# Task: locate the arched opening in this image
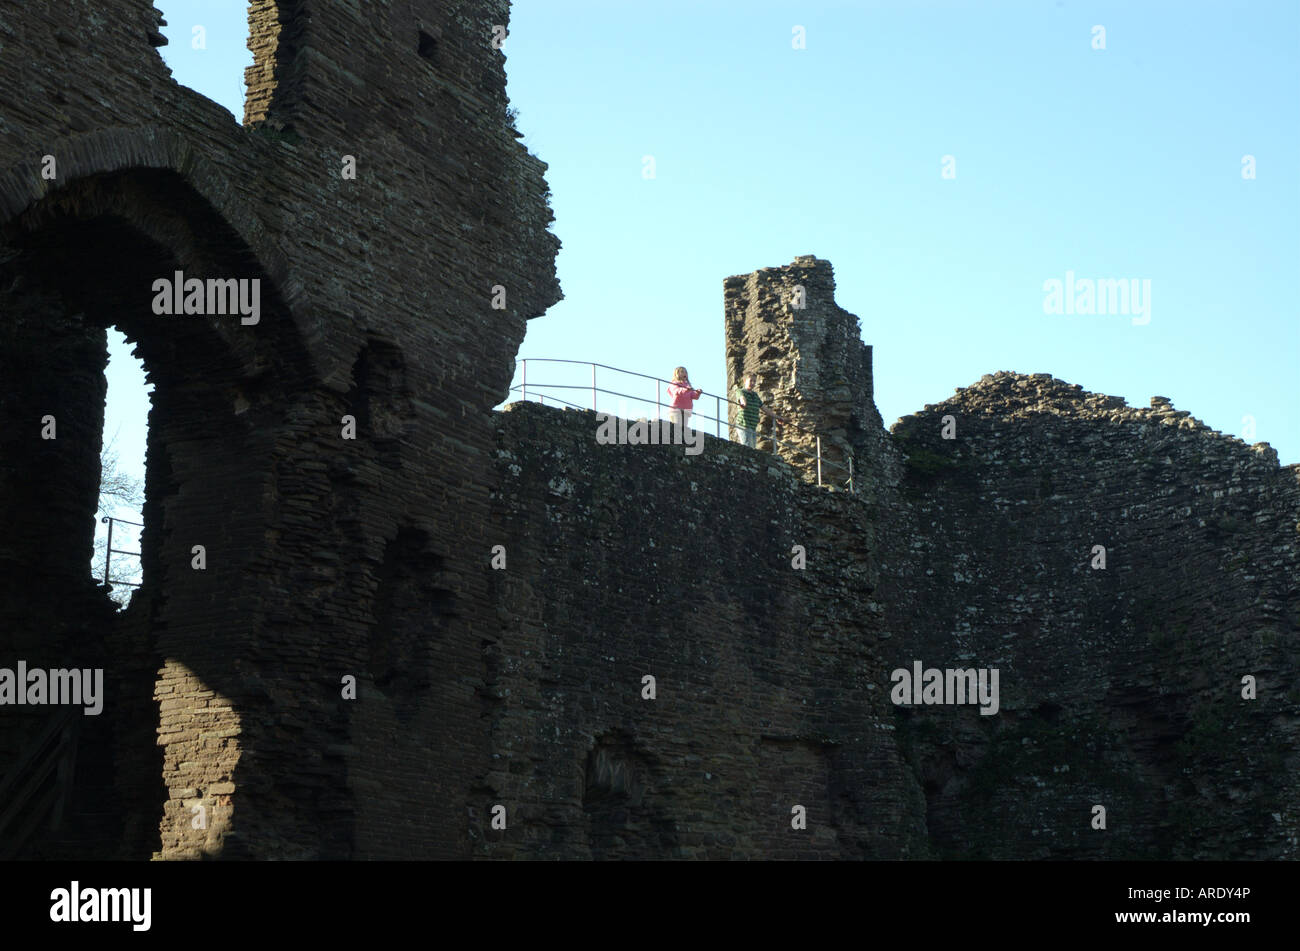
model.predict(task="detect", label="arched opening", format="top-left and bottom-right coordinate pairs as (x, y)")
top-left (0, 164), bottom-right (301, 858)
top-left (93, 330), bottom-right (150, 610)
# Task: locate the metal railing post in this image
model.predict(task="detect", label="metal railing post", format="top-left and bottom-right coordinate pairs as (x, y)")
top-left (102, 516), bottom-right (113, 585)
top-left (508, 363), bottom-right (857, 492)
top-left (95, 514), bottom-right (144, 594)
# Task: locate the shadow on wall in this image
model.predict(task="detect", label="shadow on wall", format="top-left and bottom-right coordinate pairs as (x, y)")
top-left (0, 166), bottom-right (306, 858)
top-left (583, 731), bottom-right (679, 859)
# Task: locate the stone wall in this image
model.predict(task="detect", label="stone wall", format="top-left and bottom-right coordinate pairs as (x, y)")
top-left (477, 370), bottom-right (1298, 859)
top-left (484, 401), bottom-right (928, 858)
top-left (1, 0), bottom-right (560, 859)
top-left (878, 374), bottom-right (1300, 858)
top-left (1, 0), bottom-right (1295, 862)
top-left (720, 254), bottom-right (1299, 859)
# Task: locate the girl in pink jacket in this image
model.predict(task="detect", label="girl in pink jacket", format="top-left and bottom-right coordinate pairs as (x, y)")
top-left (666, 366), bottom-right (703, 433)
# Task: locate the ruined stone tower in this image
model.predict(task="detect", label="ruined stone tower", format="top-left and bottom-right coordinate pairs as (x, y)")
top-left (1, 0), bottom-right (559, 859)
top-left (724, 255), bottom-right (895, 502)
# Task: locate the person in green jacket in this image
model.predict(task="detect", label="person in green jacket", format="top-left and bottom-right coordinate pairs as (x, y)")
top-left (732, 374), bottom-right (783, 449)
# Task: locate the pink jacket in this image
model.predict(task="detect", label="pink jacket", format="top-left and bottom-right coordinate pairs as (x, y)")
top-left (667, 381), bottom-right (701, 409)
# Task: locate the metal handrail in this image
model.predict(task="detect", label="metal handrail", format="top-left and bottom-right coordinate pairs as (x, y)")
top-left (100, 514), bottom-right (143, 589)
top-left (506, 370), bottom-right (857, 494)
top-left (511, 379), bottom-right (856, 492)
top-left (511, 381), bottom-right (802, 453)
top-left (517, 358), bottom-right (831, 441)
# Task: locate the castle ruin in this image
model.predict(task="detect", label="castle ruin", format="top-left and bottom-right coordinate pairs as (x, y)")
top-left (1, 1), bottom-right (1296, 860)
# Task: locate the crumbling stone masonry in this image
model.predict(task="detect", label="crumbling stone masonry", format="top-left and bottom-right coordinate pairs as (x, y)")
top-left (724, 255), bottom-right (899, 507)
top-left (485, 403), bottom-right (927, 858)
top-left (481, 255), bottom-right (1297, 859)
top-left (878, 374), bottom-right (1300, 858)
top-left (1, 0), bottom-right (1296, 861)
top-left (1, 0), bottom-right (559, 859)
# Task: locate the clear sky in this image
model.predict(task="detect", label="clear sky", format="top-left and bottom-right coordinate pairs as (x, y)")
top-left (103, 0), bottom-right (1298, 490)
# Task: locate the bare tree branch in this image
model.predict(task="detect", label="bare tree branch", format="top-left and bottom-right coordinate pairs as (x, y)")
top-left (94, 429), bottom-right (144, 607)
top-left (98, 430), bottom-right (144, 513)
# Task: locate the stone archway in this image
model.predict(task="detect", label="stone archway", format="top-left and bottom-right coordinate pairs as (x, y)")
top-left (0, 158), bottom-right (307, 858)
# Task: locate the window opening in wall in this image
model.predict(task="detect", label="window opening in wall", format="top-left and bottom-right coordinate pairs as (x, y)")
top-left (92, 330), bottom-right (151, 609)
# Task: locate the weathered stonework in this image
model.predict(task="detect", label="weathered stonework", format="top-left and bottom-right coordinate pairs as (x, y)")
top-left (879, 374), bottom-right (1300, 858)
top-left (1, 2), bottom-right (1295, 861)
top-left (724, 255), bottom-right (895, 505)
top-left (1, 0), bottom-right (559, 859)
top-left (472, 257), bottom-right (1297, 860)
top-left (484, 402), bottom-right (926, 858)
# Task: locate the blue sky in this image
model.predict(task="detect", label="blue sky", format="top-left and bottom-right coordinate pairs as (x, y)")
top-left (103, 0), bottom-right (1297, 498)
